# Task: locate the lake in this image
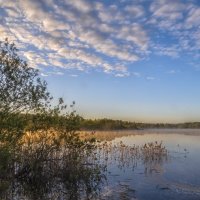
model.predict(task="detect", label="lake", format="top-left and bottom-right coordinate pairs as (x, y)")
top-left (1, 129), bottom-right (200, 200)
top-left (96, 129), bottom-right (200, 200)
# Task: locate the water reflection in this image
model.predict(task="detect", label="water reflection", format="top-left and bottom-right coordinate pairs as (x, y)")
top-left (1, 129), bottom-right (200, 199)
top-left (97, 130), bottom-right (200, 200)
top-left (0, 154), bottom-right (105, 200)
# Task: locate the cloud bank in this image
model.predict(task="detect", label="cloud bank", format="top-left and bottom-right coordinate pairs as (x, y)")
top-left (0, 0), bottom-right (200, 75)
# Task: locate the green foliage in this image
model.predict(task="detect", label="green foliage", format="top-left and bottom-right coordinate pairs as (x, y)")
top-left (136, 122), bottom-right (200, 129)
top-left (0, 38), bottom-right (53, 147)
top-left (0, 38), bottom-right (51, 114)
top-left (0, 146), bottom-right (11, 173)
top-left (80, 118), bottom-right (138, 130)
top-left (80, 118), bottom-right (200, 130)
top-left (0, 39), bottom-right (104, 199)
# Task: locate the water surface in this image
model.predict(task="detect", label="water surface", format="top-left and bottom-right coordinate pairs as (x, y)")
top-left (98, 129), bottom-right (200, 200)
top-left (1, 129), bottom-right (200, 200)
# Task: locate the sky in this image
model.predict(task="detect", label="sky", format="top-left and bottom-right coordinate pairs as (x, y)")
top-left (1, 0), bottom-right (200, 123)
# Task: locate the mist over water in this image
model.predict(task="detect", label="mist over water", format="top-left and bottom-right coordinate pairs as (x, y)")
top-left (1, 129), bottom-right (200, 200)
top-left (98, 129), bottom-right (200, 200)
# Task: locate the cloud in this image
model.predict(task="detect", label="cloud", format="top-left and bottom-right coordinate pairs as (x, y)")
top-left (153, 45), bottom-right (180, 58)
top-left (115, 73), bottom-right (129, 78)
top-left (132, 72), bottom-right (141, 77)
top-left (49, 71), bottom-right (64, 76)
top-left (116, 24), bottom-right (149, 51)
top-left (64, 0), bottom-right (93, 14)
top-left (40, 70), bottom-right (65, 77)
top-left (70, 74), bottom-right (78, 77)
top-left (146, 76), bottom-right (155, 81)
top-left (148, 0), bottom-right (200, 58)
top-left (185, 6), bottom-right (200, 28)
top-left (167, 70), bottom-right (176, 74)
top-left (124, 5), bottom-right (144, 18)
top-left (40, 73), bottom-right (49, 77)
top-left (150, 0), bottom-right (185, 21)
top-left (1, 0), bottom-right (200, 76)
top-left (1, 0), bottom-right (149, 75)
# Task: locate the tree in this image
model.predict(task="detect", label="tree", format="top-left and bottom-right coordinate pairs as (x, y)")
top-left (0, 38), bottom-right (51, 114)
top-left (0, 38), bottom-right (52, 143)
top-left (0, 39), bottom-right (104, 199)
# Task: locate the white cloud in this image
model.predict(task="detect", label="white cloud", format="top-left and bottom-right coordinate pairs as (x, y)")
top-left (64, 0), bottom-right (93, 14)
top-left (148, 0), bottom-right (200, 58)
top-left (124, 5), bottom-right (144, 18)
top-left (1, 0), bottom-right (200, 76)
top-left (49, 71), bottom-right (64, 76)
top-left (185, 6), bottom-right (200, 28)
top-left (132, 72), bottom-right (141, 77)
top-left (115, 73), bottom-right (129, 78)
top-left (70, 74), bottom-right (78, 77)
top-left (150, 0), bottom-right (185, 21)
top-left (146, 76), bottom-right (155, 81)
top-left (1, 0), bottom-right (148, 76)
top-left (40, 73), bottom-right (49, 77)
top-left (167, 70), bottom-right (176, 74)
top-left (117, 24), bottom-right (149, 51)
top-left (154, 45), bottom-right (179, 58)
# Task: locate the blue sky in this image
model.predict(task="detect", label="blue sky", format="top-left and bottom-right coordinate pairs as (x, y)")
top-left (1, 0), bottom-right (200, 122)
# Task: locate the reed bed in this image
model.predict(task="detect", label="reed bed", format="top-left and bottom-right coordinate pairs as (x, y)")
top-left (93, 140), bottom-right (168, 172)
top-left (19, 130), bottom-right (169, 174)
top-left (0, 130), bottom-right (169, 200)
top-left (79, 130), bottom-right (136, 141)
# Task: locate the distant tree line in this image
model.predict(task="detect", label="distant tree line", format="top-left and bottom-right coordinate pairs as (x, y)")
top-left (79, 118), bottom-right (138, 130)
top-left (137, 122), bottom-right (200, 129)
top-left (79, 118), bottom-right (200, 130)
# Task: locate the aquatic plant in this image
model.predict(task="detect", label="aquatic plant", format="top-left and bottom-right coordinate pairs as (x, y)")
top-left (0, 39), bottom-right (105, 200)
top-left (92, 137), bottom-right (169, 173)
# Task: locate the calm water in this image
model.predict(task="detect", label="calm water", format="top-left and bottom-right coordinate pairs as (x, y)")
top-left (99, 129), bottom-right (200, 200)
top-left (1, 129), bottom-right (200, 200)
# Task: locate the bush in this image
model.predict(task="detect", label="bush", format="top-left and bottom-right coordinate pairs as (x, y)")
top-left (0, 39), bottom-right (104, 200)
